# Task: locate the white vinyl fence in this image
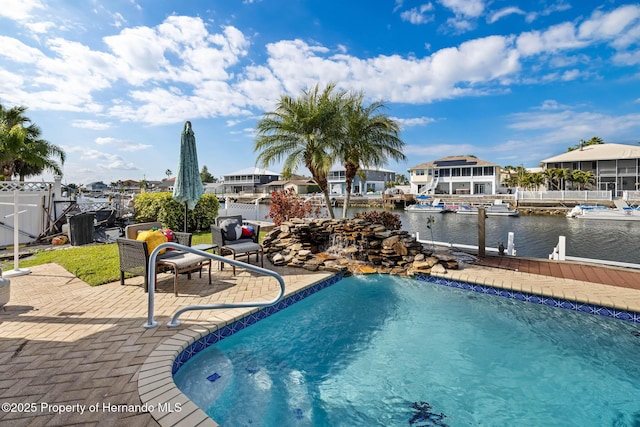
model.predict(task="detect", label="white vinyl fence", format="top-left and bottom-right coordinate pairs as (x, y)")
top-left (0, 185), bottom-right (50, 246)
top-left (218, 198), bottom-right (266, 221)
top-left (515, 190), bottom-right (611, 201)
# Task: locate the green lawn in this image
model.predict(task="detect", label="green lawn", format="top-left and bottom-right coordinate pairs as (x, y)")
top-left (14, 232), bottom-right (214, 286)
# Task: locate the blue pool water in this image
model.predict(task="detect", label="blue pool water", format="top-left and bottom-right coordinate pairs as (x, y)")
top-left (174, 275), bottom-right (640, 426)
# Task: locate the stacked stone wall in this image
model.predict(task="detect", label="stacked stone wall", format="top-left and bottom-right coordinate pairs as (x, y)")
top-left (262, 218), bottom-right (458, 275)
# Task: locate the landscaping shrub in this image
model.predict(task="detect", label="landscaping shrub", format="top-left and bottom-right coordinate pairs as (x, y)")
top-left (134, 192), bottom-right (219, 232)
top-left (267, 188), bottom-right (324, 226)
top-left (353, 210), bottom-right (401, 230)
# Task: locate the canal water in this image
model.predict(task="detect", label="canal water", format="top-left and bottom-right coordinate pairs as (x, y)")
top-left (335, 207), bottom-right (640, 265)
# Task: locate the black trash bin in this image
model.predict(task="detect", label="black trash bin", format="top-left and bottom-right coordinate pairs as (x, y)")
top-left (67, 212), bottom-right (95, 245)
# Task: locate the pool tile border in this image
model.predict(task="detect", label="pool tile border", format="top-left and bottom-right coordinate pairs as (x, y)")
top-left (418, 275), bottom-right (640, 323)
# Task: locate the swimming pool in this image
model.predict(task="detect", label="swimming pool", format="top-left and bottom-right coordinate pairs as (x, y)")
top-left (174, 275), bottom-right (640, 426)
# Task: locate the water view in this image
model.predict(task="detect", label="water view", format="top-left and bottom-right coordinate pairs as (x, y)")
top-left (341, 207), bottom-right (640, 265)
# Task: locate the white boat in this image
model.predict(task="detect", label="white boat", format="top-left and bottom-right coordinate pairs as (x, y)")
top-left (455, 204), bottom-right (479, 215)
top-left (566, 200), bottom-right (640, 221)
top-left (486, 204), bottom-right (520, 217)
top-left (456, 203), bottom-right (519, 217)
top-left (405, 198), bottom-right (453, 213)
top-left (405, 203), bottom-right (448, 213)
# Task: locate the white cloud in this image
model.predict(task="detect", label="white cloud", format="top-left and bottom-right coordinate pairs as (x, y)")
top-left (111, 12), bottom-right (127, 29)
top-left (259, 35), bottom-right (520, 105)
top-left (72, 120), bottom-right (112, 130)
top-left (538, 100), bottom-right (570, 110)
top-left (102, 18), bottom-right (250, 86)
top-left (487, 7), bottom-right (525, 24)
top-left (612, 50), bottom-right (640, 66)
top-left (0, 36), bottom-right (46, 63)
top-left (578, 5), bottom-right (640, 46)
top-left (130, 0), bottom-right (142, 12)
top-left (508, 104), bottom-right (640, 144)
top-left (525, 1), bottom-right (572, 23)
top-left (517, 22), bottom-right (586, 57)
top-left (438, 0), bottom-right (484, 18)
top-left (95, 137), bottom-right (151, 151)
top-left (0, 0), bottom-right (46, 20)
top-left (400, 4), bottom-right (435, 25)
top-left (518, 5), bottom-right (640, 58)
top-left (1, 4), bottom-right (636, 132)
top-left (445, 17), bottom-right (475, 34)
top-left (25, 20), bottom-right (56, 34)
top-left (63, 147), bottom-right (139, 170)
top-left (560, 69), bottom-right (580, 81)
top-left (394, 116), bottom-right (437, 128)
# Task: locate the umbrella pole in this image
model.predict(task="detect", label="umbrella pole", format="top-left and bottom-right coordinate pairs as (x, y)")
top-left (184, 202), bottom-right (188, 233)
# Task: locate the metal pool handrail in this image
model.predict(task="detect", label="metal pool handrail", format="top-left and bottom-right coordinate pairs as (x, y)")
top-left (143, 242), bottom-right (286, 328)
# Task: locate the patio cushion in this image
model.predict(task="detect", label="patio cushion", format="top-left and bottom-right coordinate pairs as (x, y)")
top-left (220, 218), bottom-right (242, 241)
top-left (136, 230), bottom-right (168, 255)
top-left (241, 225), bottom-right (255, 238)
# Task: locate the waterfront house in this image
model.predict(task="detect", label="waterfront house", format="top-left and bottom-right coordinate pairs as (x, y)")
top-left (204, 182), bottom-right (225, 195)
top-left (408, 155), bottom-right (501, 195)
top-left (540, 143), bottom-right (640, 197)
top-left (328, 166), bottom-right (396, 195)
top-left (84, 181), bottom-right (108, 192)
top-left (155, 178), bottom-right (175, 192)
top-left (222, 167), bottom-right (280, 195)
top-left (264, 178), bottom-right (318, 195)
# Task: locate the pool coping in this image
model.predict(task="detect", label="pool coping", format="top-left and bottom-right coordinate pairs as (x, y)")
top-left (138, 268), bottom-right (640, 426)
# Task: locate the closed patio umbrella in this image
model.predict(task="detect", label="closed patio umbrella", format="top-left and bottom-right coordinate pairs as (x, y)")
top-left (172, 121), bottom-right (204, 232)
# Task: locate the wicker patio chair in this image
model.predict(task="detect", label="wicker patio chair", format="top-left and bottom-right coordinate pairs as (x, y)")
top-left (117, 223), bottom-right (196, 292)
top-left (211, 215), bottom-right (263, 275)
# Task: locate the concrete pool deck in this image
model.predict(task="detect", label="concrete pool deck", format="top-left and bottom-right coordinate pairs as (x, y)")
top-left (1, 257), bottom-right (639, 426)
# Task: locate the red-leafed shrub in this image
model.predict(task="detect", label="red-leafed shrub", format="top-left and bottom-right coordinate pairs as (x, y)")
top-left (267, 188), bottom-right (324, 226)
top-left (353, 210), bottom-right (401, 230)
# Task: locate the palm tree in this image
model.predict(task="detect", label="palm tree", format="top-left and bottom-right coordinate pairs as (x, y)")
top-left (569, 169), bottom-right (596, 190)
top-left (12, 138), bottom-right (65, 180)
top-left (542, 167), bottom-right (568, 190)
top-left (336, 91), bottom-right (405, 218)
top-left (0, 104), bottom-right (65, 181)
top-left (568, 136), bottom-right (604, 152)
top-left (529, 172), bottom-right (545, 190)
top-left (556, 168), bottom-right (570, 190)
top-left (255, 83), bottom-right (346, 218)
top-left (541, 168), bottom-right (556, 190)
top-left (394, 173), bottom-right (409, 185)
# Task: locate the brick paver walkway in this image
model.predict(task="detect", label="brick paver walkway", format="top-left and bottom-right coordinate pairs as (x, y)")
top-left (0, 262), bottom-right (331, 426)
top-left (1, 256), bottom-right (639, 426)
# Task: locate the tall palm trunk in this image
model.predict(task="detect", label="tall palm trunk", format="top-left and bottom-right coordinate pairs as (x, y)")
top-left (308, 167), bottom-right (335, 219)
top-left (342, 163), bottom-right (359, 218)
top-left (342, 180), bottom-right (352, 218)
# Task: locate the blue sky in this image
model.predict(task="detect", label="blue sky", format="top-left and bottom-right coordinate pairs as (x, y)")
top-left (1, 0), bottom-right (639, 186)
